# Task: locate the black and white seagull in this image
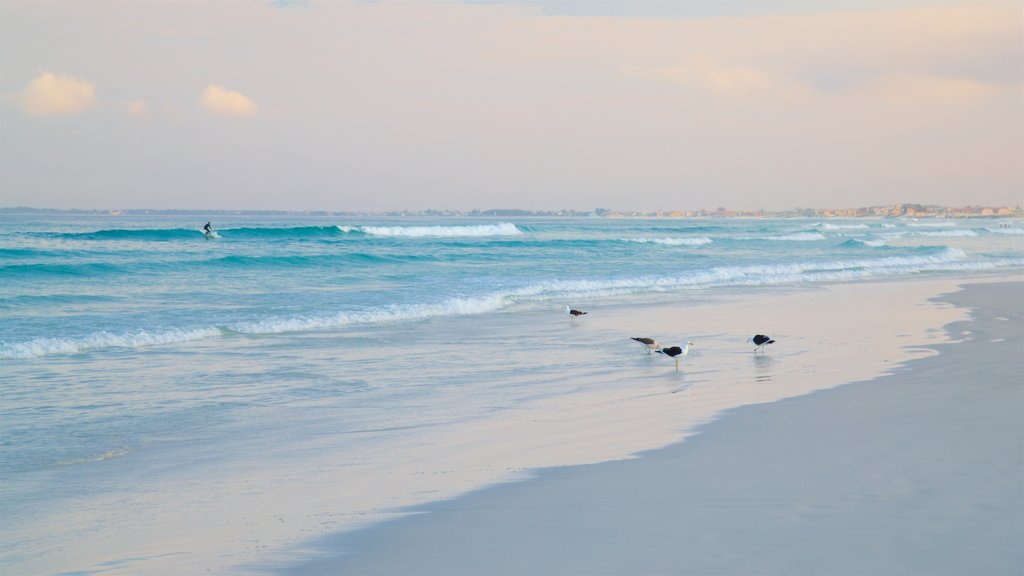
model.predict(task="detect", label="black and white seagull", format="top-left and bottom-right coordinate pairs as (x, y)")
top-left (631, 337), bottom-right (660, 354)
top-left (657, 341), bottom-right (694, 370)
top-left (565, 306), bottom-right (587, 318)
top-left (747, 334), bottom-right (775, 354)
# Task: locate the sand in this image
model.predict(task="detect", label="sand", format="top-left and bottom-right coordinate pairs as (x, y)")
top-left (273, 279), bottom-right (1024, 576)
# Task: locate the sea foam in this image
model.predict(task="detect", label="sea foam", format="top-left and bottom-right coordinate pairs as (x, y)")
top-left (915, 229), bottom-right (978, 237)
top-left (816, 223), bottom-right (870, 230)
top-left (762, 232), bottom-right (827, 241)
top-left (231, 295), bottom-right (509, 335)
top-left (348, 223), bottom-right (521, 237)
top-left (622, 237), bottom-right (712, 246)
top-left (0, 327), bottom-right (223, 359)
top-left (987, 227), bottom-right (1024, 235)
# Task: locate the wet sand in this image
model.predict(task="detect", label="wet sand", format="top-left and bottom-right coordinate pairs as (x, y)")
top-left (277, 280), bottom-right (1023, 575)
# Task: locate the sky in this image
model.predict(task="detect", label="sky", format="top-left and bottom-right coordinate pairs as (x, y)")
top-left (1, 0), bottom-right (1021, 212)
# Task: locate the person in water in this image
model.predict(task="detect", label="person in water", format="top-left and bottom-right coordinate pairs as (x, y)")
top-left (203, 222), bottom-right (212, 234)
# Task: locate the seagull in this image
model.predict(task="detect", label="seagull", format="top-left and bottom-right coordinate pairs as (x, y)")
top-left (631, 337), bottom-right (660, 354)
top-left (657, 341), bottom-right (694, 370)
top-left (747, 334), bottom-right (775, 354)
top-left (565, 306), bottom-right (587, 318)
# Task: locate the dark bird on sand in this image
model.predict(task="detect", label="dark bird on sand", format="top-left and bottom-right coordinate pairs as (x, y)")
top-left (631, 337), bottom-right (659, 354)
top-left (747, 334), bottom-right (775, 354)
top-left (565, 306), bottom-right (587, 318)
top-left (657, 341), bottom-right (694, 370)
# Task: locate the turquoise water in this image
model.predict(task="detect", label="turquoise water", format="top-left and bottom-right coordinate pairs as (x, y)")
top-left (1, 212), bottom-right (1022, 574)
top-left (4, 213), bottom-right (1021, 360)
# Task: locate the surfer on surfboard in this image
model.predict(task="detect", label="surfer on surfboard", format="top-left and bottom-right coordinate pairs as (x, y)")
top-left (202, 222), bottom-right (219, 239)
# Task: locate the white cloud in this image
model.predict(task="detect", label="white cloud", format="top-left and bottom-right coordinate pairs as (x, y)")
top-left (199, 85), bottom-right (257, 116)
top-left (17, 72), bottom-right (96, 116)
top-left (125, 100), bottom-right (149, 117)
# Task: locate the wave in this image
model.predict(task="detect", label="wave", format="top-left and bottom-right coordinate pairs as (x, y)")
top-left (46, 223), bottom-right (521, 241)
top-left (57, 447), bottom-right (129, 466)
top-left (500, 248), bottom-right (987, 301)
top-left (0, 261), bottom-right (123, 278)
top-left (55, 226), bottom-right (351, 240)
top-left (0, 293), bottom-right (118, 310)
top-left (231, 295), bottom-right (508, 334)
top-left (226, 226), bottom-right (347, 238)
top-left (915, 229), bottom-right (978, 238)
top-left (621, 237), bottom-right (712, 246)
top-left (816, 223), bottom-right (870, 230)
top-left (620, 225), bottom-right (728, 234)
top-left (346, 223), bottom-right (522, 237)
top-left (2, 250), bottom-right (447, 279)
top-left (840, 238), bottom-right (887, 248)
top-left (1, 327), bottom-right (223, 359)
top-left (986, 227), bottom-right (1024, 235)
top-left (7, 248), bottom-right (1020, 360)
top-left (197, 252), bottom-right (438, 268)
top-left (755, 232), bottom-right (827, 242)
top-left (56, 228), bottom-right (201, 241)
top-left (0, 248), bottom-right (51, 257)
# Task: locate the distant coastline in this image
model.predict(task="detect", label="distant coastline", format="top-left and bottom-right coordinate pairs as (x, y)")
top-left (3, 203), bottom-right (1021, 219)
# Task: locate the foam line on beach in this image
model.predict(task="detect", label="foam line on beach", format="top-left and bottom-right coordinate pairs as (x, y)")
top-left (5, 250), bottom-right (1021, 359)
top-left (0, 327), bottom-right (223, 359)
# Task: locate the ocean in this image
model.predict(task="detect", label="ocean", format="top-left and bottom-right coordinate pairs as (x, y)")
top-left (2, 211), bottom-right (1022, 574)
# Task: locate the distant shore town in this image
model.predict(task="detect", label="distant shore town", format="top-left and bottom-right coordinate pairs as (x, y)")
top-left (5, 203), bottom-right (1022, 219)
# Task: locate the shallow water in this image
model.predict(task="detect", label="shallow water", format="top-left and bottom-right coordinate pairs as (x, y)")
top-left (1, 212), bottom-right (1021, 574)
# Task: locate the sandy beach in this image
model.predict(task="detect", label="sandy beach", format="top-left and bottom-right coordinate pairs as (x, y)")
top-left (274, 278), bottom-right (1023, 576)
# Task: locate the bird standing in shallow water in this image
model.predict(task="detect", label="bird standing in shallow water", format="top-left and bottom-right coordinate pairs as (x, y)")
top-left (657, 341), bottom-right (694, 370)
top-left (631, 337), bottom-right (659, 354)
top-left (748, 334), bottom-right (775, 355)
top-left (565, 306), bottom-right (587, 319)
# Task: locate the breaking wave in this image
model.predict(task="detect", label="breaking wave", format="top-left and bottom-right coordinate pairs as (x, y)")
top-left (760, 232), bottom-right (827, 242)
top-left (47, 223), bottom-right (522, 241)
top-left (915, 229), bottom-right (978, 238)
top-left (816, 223), bottom-right (870, 230)
top-left (987, 227), bottom-right (1024, 235)
top-left (841, 238), bottom-right (888, 248)
top-left (8, 247), bottom-right (1018, 360)
top-left (621, 237), bottom-right (712, 246)
top-left (1, 327), bottom-right (223, 359)
top-left (344, 223), bottom-right (522, 237)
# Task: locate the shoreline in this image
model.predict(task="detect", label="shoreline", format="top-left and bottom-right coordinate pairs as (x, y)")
top-left (268, 278), bottom-right (1024, 575)
top-left (3, 274), bottom-right (1019, 576)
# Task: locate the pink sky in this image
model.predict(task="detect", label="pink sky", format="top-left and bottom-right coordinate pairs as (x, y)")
top-left (1, 1), bottom-right (1021, 211)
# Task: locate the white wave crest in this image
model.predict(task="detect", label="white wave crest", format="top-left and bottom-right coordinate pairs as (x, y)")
top-left (487, 248), bottom-right (987, 302)
top-left (356, 223), bottom-right (521, 237)
top-left (622, 237), bottom-right (712, 246)
top-left (232, 295), bottom-right (509, 335)
top-left (848, 238), bottom-right (887, 247)
top-left (817, 223), bottom-right (870, 230)
top-left (58, 447), bottom-right (129, 466)
top-left (765, 232), bottom-right (826, 241)
top-left (0, 327), bottom-right (222, 359)
top-left (8, 248), bottom-right (1017, 359)
top-left (231, 249), bottom-right (1014, 334)
top-left (987, 227), bottom-right (1024, 235)
top-left (916, 229), bottom-right (978, 237)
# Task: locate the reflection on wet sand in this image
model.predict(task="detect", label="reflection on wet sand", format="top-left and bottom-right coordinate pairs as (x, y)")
top-left (754, 354), bottom-right (776, 383)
